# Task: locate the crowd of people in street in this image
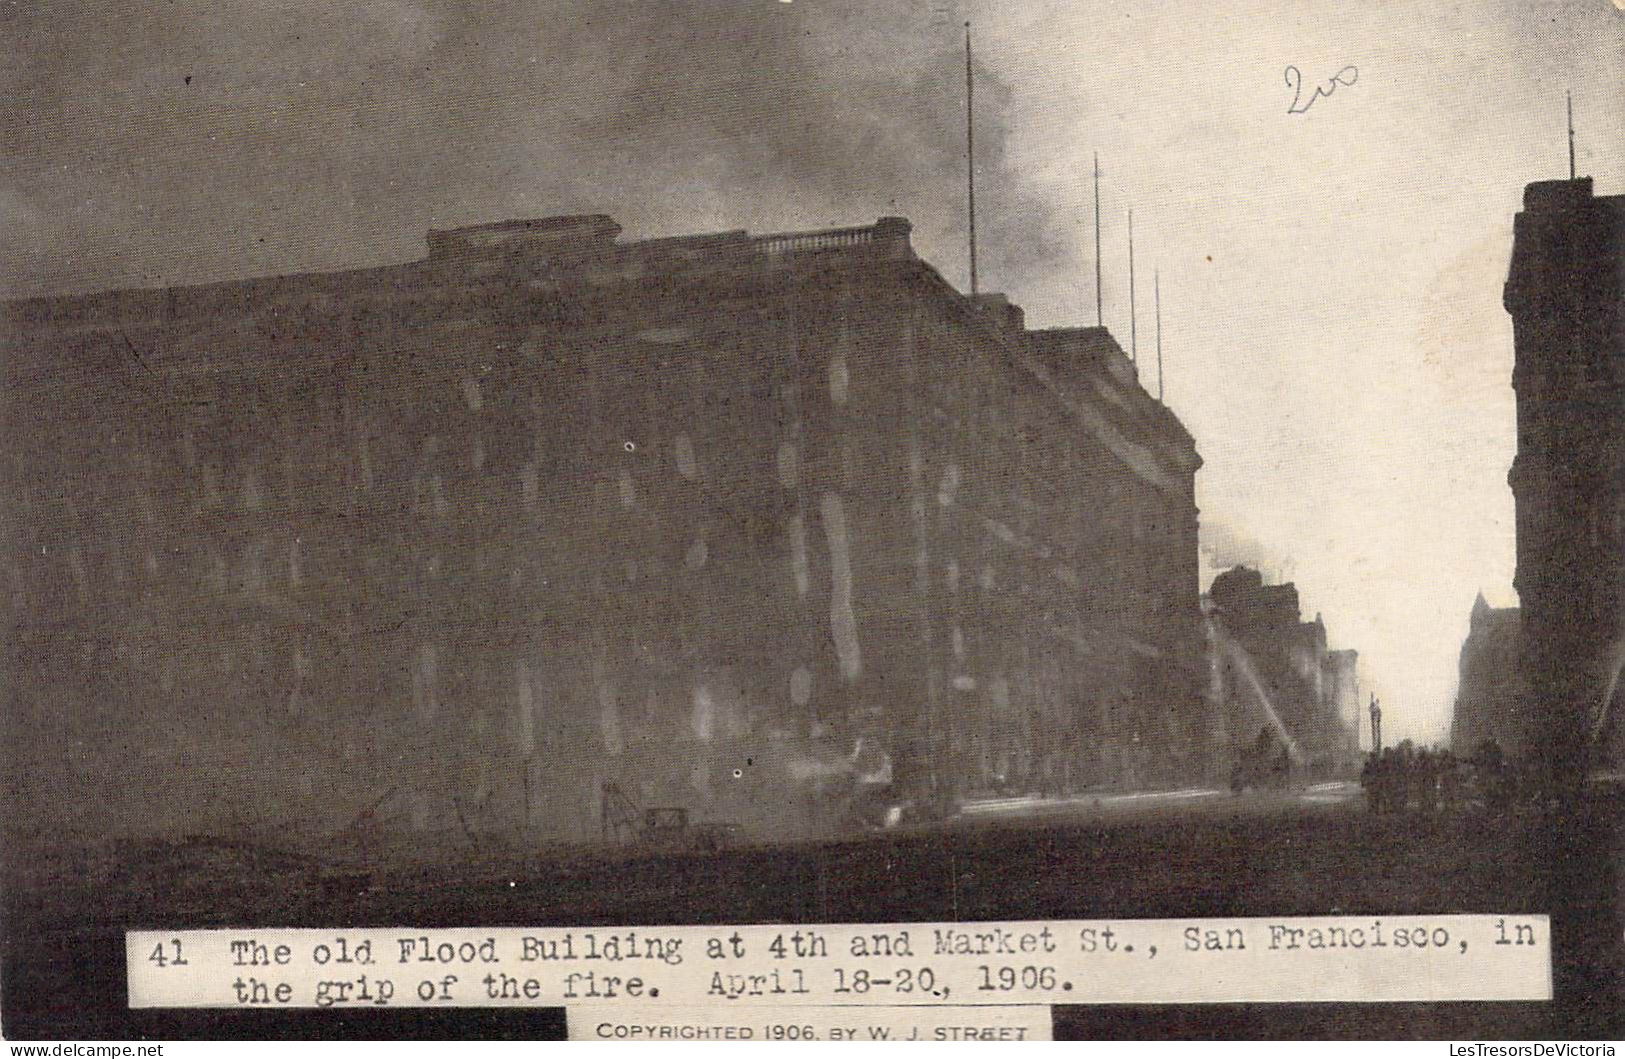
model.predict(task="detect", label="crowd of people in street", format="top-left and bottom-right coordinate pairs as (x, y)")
top-left (1360, 740), bottom-right (1520, 813)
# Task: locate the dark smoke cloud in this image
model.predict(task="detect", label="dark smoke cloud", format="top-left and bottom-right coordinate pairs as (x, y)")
top-left (2, 0), bottom-right (1072, 310)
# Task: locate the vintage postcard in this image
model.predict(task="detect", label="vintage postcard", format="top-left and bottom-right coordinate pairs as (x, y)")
top-left (1, 0), bottom-right (1620, 1045)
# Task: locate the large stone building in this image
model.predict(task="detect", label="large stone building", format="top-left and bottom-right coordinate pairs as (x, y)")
top-left (1503, 177), bottom-right (1625, 779)
top-left (1, 214), bottom-right (1208, 845)
top-left (1205, 566), bottom-right (1361, 771)
top-left (1449, 593), bottom-right (1523, 759)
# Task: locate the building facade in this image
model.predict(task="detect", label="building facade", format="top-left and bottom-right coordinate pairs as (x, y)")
top-left (1205, 566), bottom-right (1361, 771)
top-left (1504, 177), bottom-right (1625, 778)
top-left (1323, 649), bottom-right (1361, 755)
top-left (1449, 593), bottom-right (1523, 759)
top-left (2, 214), bottom-right (1208, 844)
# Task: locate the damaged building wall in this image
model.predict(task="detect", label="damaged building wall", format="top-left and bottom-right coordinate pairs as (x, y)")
top-left (2, 213), bottom-right (1208, 846)
top-left (1205, 566), bottom-right (1360, 771)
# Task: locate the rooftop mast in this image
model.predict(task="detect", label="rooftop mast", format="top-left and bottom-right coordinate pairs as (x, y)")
top-left (1093, 153), bottom-right (1103, 327)
top-left (1127, 208), bottom-right (1137, 364)
top-left (1567, 90), bottom-right (1576, 180)
top-left (965, 21), bottom-right (978, 295)
top-left (1155, 268), bottom-right (1164, 402)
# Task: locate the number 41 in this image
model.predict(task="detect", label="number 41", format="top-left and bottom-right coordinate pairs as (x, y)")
top-left (147, 939), bottom-right (189, 967)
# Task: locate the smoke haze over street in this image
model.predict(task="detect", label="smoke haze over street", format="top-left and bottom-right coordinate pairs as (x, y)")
top-left (5, 0), bottom-right (1623, 743)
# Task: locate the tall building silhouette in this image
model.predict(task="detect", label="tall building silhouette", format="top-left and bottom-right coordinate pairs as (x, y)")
top-left (1504, 177), bottom-right (1625, 778)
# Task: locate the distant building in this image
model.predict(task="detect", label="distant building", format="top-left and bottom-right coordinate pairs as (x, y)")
top-left (1204, 566), bottom-right (1361, 770)
top-left (1449, 593), bottom-right (1522, 759)
top-left (2, 212), bottom-right (1210, 843)
top-left (1504, 177), bottom-right (1625, 776)
top-left (1323, 649), bottom-right (1360, 754)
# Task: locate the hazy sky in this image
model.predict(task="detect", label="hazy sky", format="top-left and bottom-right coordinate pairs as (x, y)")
top-left (5, 0), bottom-right (1622, 744)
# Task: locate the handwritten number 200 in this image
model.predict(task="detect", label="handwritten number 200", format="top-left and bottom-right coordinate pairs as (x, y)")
top-left (1286, 65), bottom-right (1358, 114)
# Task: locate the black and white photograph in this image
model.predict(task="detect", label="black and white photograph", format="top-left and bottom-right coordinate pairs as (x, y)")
top-left (1, 0), bottom-right (1621, 1044)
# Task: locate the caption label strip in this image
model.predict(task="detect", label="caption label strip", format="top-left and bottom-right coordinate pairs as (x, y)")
top-left (128, 916), bottom-right (1550, 1010)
